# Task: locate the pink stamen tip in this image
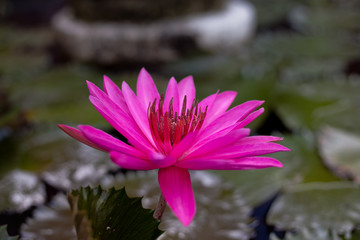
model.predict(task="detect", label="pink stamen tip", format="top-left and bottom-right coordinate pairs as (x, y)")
top-left (148, 95), bottom-right (207, 152)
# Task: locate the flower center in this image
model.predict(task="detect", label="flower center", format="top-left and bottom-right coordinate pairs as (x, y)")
top-left (148, 94), bottom-right (207, 151)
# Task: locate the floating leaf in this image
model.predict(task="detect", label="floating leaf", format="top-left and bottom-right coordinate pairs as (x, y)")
top-left (348, 229), bottom-right (360, 240)
top-left (21, 194), bottom-right (76, 240)
top-left (304, 4), bottom-right (360, 34)
top-left (0, 170), bottom-right (45, 212)
top-left (274, 85), bottom-right (336, 131)
top-left (101, 171), bottom-right (254, 240)
top-left (251, 0), bottom-right (309, 29)
top-left (0, 225), bottom-right (19, 240)
top-left (251, 33), bottom-right (356, 65)
top-left (275, 79), bottom-right (360, 132)
top-left (318, 126), bottom-right (360, 183)
top-left (267, 182), bottom-right (360, 235)
top-left (68, 186), bottom-right (163, 240)
top-left (269, 228), bottom-right (344, 240)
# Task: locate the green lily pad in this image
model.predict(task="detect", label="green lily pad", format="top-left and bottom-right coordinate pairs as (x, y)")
top-left (318, 126), bottom-right (360, 183)
top-left (0, 170), bottom-right (45, 212)
top-left (252, 32), bottom-right (357, 63)
top-left (68, 186), bottom-right (163, 240)
top-left (21, 194), bottom-right (76, 240)
top-left (267, 182), bottom-right (360, 235)
top-left (251, 0), bottom-right (304, 28)
top-left (0, 225), bottom-right (19, 240)
top-left (0, 128), bottom-right (63, 176)
top-left (274, 78), bottom-right (360, 132)
top-left (6, 65), bottom-right (104, 125)
top-left (274, 86), bottom-right (334, 131)
top-left (100, 171), bottom-right (254, 240)
top-left (269, 228), bottom-right (346, 240)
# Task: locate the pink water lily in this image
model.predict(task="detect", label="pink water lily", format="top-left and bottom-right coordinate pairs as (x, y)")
top-left (59, 68), bottom-right (289, 226)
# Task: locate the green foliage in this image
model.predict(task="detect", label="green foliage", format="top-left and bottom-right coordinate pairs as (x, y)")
top-left (274, 79), bottom-right (360, 132)
top-left (318, 127), bottom-right (360, 183)
top-left (267, 182), bottom-right (360, 236)
top-left (68, 186), bottom-right (163, 240)
top-left (0, 225), bottom-right (19, 240)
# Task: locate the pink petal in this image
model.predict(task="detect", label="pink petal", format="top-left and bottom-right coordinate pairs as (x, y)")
top-left (163, 77), bottom-right (180, 114)
top-left (192, 124), bottom-right (243, 152)
top-left (88, 95), bottom-right (134, 135)
top-left (198, 91), bottom-right (218, 114)
top-left (176, 156), bottom-right (283, 170)
top-left (184, 128), bottom-right (250, 160)
top-left (235, 107), bottom-right (264, 129)
top-left (110, 151), bottom-right (157, 170)
top-left (78, 125), bottom-right (147, 158)
top-left (87, 80), bottom-right (104, 98)
top-left (178, 76), bottom-right (195, 112)
top-left (121, 81), bottom-right (155, 146)
top-left (196, 100), bottom-right (264, 144)
top-left (170, 131), bottom-right (199, 159)
top-left (136, 68), bottom-right (160, 112)
top-left (87, 80), bottom-right (134, 127)
top-left (232, 100), bottom-right (264, 121)
top-left (202, 91), bottom-right (237, 128)
top-left (89, 96), bottom-right (154, 152)
top-left (103, 75), bottom-right (130, 115)
top-left (201, 142), bottom-right (290, 159)
top-left (87, 80), bottom-right (115, 104)
top-left (149, 152), bottom-right (177, 168)
top-left (158, 167), bottom-right (196, 226)
top-left (87, 80), bottom-right (100, 97)
top-left (58, 124), bottom-right (105, 152)
top-left (88, 80), bottom-right (134, 123)
top-left (236, 136), bottom-right (283, 144)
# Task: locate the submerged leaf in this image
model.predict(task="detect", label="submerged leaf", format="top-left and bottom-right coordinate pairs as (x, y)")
top-left (68, 186), bottom-right (163, 240)
top-left (0, 170), bottom-right (45, 212)
top-left (0, 225), bottom-right (19, 240)
top-left (318, 126), bottom-right (360, 183)
top-left (42, 141), bottom-right (116, 190)
top-left (21, 194), bottom-right (76, 240)
top-left (267, 182), bottom-right (360, 235)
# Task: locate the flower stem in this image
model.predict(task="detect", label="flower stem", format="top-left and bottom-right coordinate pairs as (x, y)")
top-left (153, 193), bottom-right (166, 221)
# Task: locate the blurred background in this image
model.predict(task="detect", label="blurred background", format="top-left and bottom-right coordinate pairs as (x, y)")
top-left (1, 0), bottom-right (360, 239)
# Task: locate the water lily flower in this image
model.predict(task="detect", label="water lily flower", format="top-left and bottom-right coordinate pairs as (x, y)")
top-left (58, 68), bottom-right (289, 226)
